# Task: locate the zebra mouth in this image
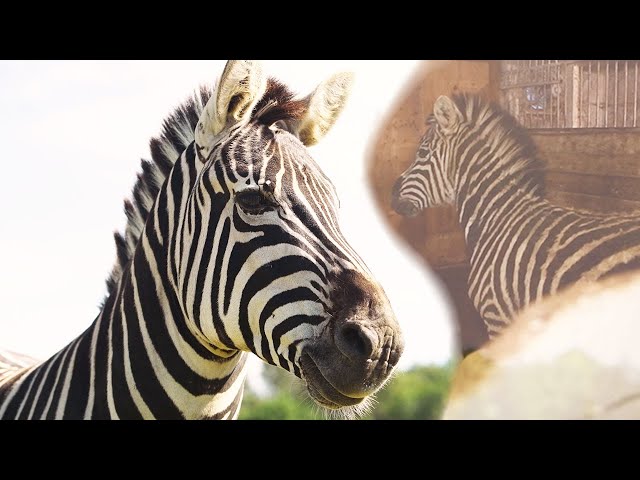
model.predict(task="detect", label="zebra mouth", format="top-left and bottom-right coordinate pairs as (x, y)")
top-left (299, 353), bottom-right (364, 409)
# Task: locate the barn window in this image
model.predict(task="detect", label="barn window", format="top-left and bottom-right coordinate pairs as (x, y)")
top-left (500, 60), bottom-right (640, 129)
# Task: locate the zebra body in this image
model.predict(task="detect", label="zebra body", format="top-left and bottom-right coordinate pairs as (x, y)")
top-left (0, 61), bottom-right (403, 419)
top-left (392, 94), bottom-right (640, 337)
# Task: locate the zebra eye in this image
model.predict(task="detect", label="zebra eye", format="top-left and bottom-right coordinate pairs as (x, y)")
top-left (235, 189), bottom-right (273, 214)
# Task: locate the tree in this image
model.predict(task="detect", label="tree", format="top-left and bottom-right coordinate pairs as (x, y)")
top-left (239, 363), bottom-right (453, 420)
top-left (239, 366), bottom-right (317, 420)
top-left (365, 365), bottom-right (453, 419)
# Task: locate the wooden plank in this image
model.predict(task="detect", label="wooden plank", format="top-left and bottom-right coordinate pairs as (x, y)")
top-left (531, 130), bottom-right (640, 156)
top-left (546, 171), bottom-right (640, 202)
top-left (547, 190), bottom-right (640, 214)
top-left (540, 152), bottom-right (640, 178)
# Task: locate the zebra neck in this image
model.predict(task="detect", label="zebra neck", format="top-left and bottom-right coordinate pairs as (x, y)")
top-left (455, 142), bottom-right (544, 252)
top-left (83, 150), bottom-right (250, 419)
top-left (85, 230), bottom-right (249, 419)
top-left (0, 218), bottom-right (248, 420)
top-left (0, 151), bottom-right (249, 420)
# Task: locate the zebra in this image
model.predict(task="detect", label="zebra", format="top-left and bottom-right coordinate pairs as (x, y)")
top-left (0, 60), bottom-right (404, 420)
top-left (391, 93), bottom-right (640, 338)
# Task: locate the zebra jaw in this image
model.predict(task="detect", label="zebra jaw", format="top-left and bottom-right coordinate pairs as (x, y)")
top-left (296, 269), bottom-right (404, 411)
top-left (298, 325), bottom-right (402, 411)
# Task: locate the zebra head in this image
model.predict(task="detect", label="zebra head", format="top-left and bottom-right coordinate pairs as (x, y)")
top-left (391, 95), bottom-right (464, 217)
top-left (188, 61), bottom-right (404, 412)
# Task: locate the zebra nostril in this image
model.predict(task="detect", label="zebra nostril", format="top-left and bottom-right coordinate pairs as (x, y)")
top-left (335, 323), bottom-right (377, 362)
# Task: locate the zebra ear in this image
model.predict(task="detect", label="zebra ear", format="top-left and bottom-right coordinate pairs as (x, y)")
top-left (294, 72), bottom-right (354, 146)
top-left (433, 95), bottom-right (463, 134)
top-left (195, 60), bottom-right (268, 155)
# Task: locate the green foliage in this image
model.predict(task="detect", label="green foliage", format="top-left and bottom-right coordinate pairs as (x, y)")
top-left (239, 367), bottom-right (318, 420)
top-left (239, 362), bottom-right (454, 420)
top-left (365, 364), bottom-right (453, 419)
top-left (239, 390), bottom-right (319, 420)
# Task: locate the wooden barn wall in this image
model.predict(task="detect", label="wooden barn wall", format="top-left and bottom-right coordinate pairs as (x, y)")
top-left (532, 130), bottom-right (640, 213)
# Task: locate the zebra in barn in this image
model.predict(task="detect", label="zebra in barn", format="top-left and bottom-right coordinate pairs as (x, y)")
top-left (391, 93), bottom-right (640, 337)
top-left (0, 60), bottom-right (404, 419)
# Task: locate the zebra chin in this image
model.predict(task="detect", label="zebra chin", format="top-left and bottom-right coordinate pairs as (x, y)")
top-left (299, 354), bottom-right (369, 409)
top-left (299, 331), bottom-right (402, 412)
top-left (298, 269), bottom-right (404, 412)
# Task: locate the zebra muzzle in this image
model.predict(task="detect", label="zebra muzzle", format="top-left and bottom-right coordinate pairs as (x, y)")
top-left (391, 197), bottom-right (421, 217)
top-left (299, 269), bottom-right (404, 409)
top-left (299, 353), bottom-right (366, 408)
top-left (300, 320), bottom-right (403, 409)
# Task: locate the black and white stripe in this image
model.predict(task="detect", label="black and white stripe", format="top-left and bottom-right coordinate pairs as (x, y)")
top-left (392, 94), bottom-right (640, 337)
top-left (0, 62), bottom-right (403, 419)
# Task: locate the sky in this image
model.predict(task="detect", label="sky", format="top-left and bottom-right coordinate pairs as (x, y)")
top-left (0, 60), bottom-right (455, 387)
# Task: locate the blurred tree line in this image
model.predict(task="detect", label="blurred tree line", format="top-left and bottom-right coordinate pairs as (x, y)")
top-left (239, 362), bottom-right (454, 420)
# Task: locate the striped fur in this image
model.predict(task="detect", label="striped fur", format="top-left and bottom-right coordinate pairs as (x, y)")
top-left (0, 63), bottom-right (403, 419)
top-left (106, 86), bottom-right (212, 299)
top-left (392, 94), bottom-right (640, 337)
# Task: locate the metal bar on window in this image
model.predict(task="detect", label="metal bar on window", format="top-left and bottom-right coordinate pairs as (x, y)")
top-left (550, 61), bottom-right (554, 127)
top-left (565, 61), bottom-right (569, 128)
top-left (587, 61), bottom-right (591, 127)
top-left (544, 60), bottom-right (548, 127)
top-left (498, 60), bottom-right (640, 130)
top-left (614, 60), bottom-right (618, 127)
top-left (595, 61), bottom-right (600, 127)
top-left (604, 61), bottom-right (610, 128)
top-left (633, 60), bottom-right (640, 127)
top-left (556, 60), bottom-right (561, 128)
top-left (578, 63), bottom-right (582, 128)
top-left (624, 61), bottom-right (629, 127)
top-left (528, 60), bottom-right (532, 128)
top-left (532, 60), bottom-right (536, 128)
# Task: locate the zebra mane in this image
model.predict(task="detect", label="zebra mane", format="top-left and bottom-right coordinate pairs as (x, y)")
top-left (451, 93), bottom-right (545, 196)
top-left (104, 86), bottom-right (213, 300)
top-left (252, 78), bottom-right (306, 126)
top-left (103, 78), bottom-right (304, 303)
